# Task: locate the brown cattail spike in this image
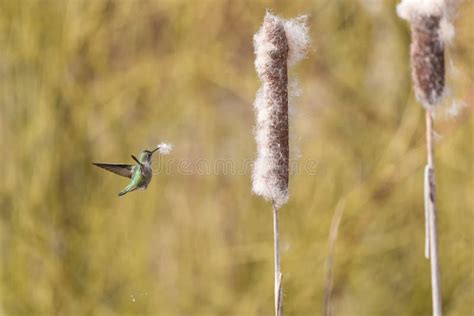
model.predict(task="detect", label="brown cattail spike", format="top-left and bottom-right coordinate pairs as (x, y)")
top-left (253, 13), bottom-right (290, 208)
top-left (259, 13), bottom-right (289, 200)
top-left (253, 12), bottom-right (309, 208)
top-left (410, 15), bottom-right (445, 107)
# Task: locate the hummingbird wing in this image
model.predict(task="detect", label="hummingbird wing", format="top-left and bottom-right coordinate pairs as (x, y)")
top-left (92, 163), bottom-right (134, 178)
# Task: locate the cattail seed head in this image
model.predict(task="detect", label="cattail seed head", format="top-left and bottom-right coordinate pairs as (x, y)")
top-left (410, 14), bottom-right (445, 107)
top-left (397, 0), bottom-right (454, 107)
top-left (252, 12), bottom-right (309, 208)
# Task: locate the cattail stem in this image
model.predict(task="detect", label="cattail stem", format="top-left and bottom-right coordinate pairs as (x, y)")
top-left (426, 110), bottom-right (435, 168)
top-left (424, 164), bottom-right (431, 259)
top-left (425, 109), bottom-right (442, 316)
top-left (272, 201), bottom-right (283, 316)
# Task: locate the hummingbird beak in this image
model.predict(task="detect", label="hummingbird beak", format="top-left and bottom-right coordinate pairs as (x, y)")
top-left (150, 146), bottom-right (160, 154)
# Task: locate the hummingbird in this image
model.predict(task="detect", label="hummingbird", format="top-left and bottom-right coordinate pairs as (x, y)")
top-left (93, 143), bottom-right (172, 196)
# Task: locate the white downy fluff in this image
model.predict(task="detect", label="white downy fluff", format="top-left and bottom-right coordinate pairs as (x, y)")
top-left (283, 16), bottom-right (310, 67)
top-left (156, 143), bottom-right (172, 155)
top-left (397, 0), bottom-right (445, 20)
top-left (438, 17), bottom-right (455, 44)
top-left (397, 0), bottom-right (455, 44)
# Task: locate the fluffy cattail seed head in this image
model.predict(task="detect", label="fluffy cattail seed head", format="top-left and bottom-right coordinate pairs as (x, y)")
top-left (252, 12), bottom-right (309, 208)
top-left (410, 14), bottom-right (445, 107)
top-left (397, 0), bottom-right (453, 107)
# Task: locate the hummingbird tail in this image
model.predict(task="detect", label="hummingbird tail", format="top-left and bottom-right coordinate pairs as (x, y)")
top-left (118, 186), bottom-right (138, 197)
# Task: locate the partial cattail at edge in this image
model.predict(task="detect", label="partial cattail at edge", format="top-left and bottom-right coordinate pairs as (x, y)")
top-left (252, 11), bottom-right (309, 208)
top-left (397, 2), bottom-right (455, 315)
top-left (397, 0), bottom-right (454, 107)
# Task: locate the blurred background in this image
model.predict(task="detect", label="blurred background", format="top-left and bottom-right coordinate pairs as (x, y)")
top-left (1, 0), bottom-right (472, 315)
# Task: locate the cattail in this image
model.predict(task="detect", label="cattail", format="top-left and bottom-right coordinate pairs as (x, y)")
top-left (253, 13), bottom-right (290, 209)
top-left (397, 1), bottom-right (454, 315)
top-left (397, 0), bottom-right (453, 107)
top-left (410, 14), bottom-right (445, 107)
top-left (253, 12), bottom-right (309, 208)
top-left (252, 11), bottom-right (309, 316)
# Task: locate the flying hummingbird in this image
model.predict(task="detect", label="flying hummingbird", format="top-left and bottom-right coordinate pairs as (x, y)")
top-left (93, 143), bottom-right (172, 196)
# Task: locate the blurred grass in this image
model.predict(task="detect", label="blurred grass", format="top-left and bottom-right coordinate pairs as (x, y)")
top-left (0, 0), bottom-right (472, 315)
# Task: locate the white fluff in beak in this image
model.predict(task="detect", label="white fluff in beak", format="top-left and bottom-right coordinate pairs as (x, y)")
top-left (156, 143), bottom-right (172, 155)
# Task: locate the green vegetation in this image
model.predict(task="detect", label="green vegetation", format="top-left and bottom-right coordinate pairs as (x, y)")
top-left (1, 1), bottom-right (472, 315)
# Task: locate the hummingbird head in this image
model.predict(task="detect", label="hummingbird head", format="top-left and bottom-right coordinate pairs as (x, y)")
top-left (139, 146), bottom-right (161, 164)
